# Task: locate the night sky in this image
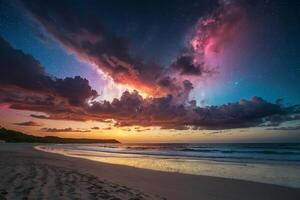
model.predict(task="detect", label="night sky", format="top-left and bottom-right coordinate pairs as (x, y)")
top-left (0, 0), bottom-right (299, 142)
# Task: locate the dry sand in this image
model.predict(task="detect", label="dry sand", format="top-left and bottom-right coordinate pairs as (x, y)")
top-left (0, 143), bottom-right (300, 200)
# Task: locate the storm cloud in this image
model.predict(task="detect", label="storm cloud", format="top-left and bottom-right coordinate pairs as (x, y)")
top-left (0, 36), bottom-right (98, 112)
top-left (20, 0), bottom-right (164, 96)
top-left (19, 0), bottom-right (215, 99)
top-left (87, 92), bottom-right (300, 130)
top-left (171, 55), bottom-right (203, 76)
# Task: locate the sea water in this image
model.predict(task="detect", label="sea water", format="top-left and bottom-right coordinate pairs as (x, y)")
top-left (36, 143), bottom-right (300, 188)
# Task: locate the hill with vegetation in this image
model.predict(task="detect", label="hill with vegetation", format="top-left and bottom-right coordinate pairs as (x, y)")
top-left (0, 128), bottom-right (119, 143)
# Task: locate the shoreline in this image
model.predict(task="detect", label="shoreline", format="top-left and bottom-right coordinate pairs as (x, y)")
top-left (36, 144), bottom-right (300, 188)
top-left (1, 143), bottom-right (300, 200)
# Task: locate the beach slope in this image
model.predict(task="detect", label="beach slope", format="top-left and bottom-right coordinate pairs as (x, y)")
top-left (0, 143), bottom-right (300, 200)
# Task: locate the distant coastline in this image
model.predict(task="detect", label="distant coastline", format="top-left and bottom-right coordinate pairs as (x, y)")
top-left (0, 128), bottom-right (119, 144)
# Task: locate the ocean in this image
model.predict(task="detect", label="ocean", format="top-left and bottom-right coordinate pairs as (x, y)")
top-left (36, 143), bottom-right (300, 188)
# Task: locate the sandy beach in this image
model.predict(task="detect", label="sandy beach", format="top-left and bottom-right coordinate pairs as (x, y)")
top-left (0, 144), bottom-right (300, 200)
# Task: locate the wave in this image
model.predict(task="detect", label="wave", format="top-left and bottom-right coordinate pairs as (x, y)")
top-left (36, 144), bottom-right (300, 188)
top-left (57, 143), bottom-right (300, 163)
top-left (180, 148), bottom-right (300, 155)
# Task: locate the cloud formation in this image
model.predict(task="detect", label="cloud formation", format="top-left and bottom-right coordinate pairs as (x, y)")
top-left (88, 92), bottom-right (300, 130)
top-left (0, 36), bottom-right (98, 106)
top-left (155, 1), bottom-right (244, 82)
top-left (20, 0), bottom-right (221, 100)
top-left (41, 128), bottom-right (90, 133)
top-left (30, 114), bottom-right (50, 119)
top-left (0, 36), bottom-right (97, 119)
top-left (1, 35), bottom-right (300, 130)
top-left (91, 126), bottom-right (100, 130)
top-left (266, 125), bottom-right (300, 131)
top-left (170, 55), bottom-right (205, 76)
top-left (13, 121), bottom-right (41, 126)
top-left (20, 0), bottom-right (164, 96)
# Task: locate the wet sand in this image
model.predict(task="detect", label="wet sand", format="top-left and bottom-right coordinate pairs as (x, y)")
top-left (0, 143), bottom-right (300, 200)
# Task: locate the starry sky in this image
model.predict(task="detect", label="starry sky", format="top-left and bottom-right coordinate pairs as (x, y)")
top-left (0, 0), bottom-right (299, 143)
